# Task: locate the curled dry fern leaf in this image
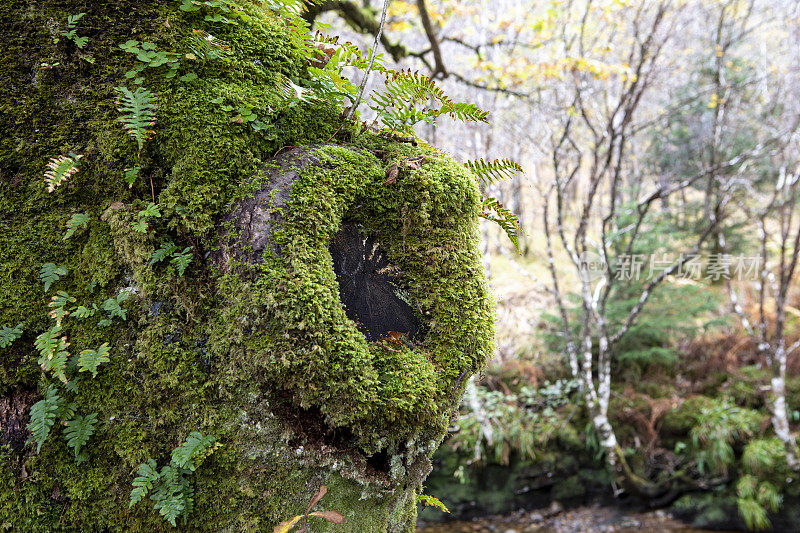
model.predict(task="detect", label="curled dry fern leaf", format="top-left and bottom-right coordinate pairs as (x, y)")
top-left (44, 154), bottom-right (82, 193)
top-left (116, 86), bottom-right (157, 153)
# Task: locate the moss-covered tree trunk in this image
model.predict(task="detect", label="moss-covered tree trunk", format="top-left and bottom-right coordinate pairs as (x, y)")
top-left (0, 1), bottom-right (493, 531)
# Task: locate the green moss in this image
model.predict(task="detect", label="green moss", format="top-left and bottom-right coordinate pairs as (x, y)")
top-left (213, 144), bottom-right (492, 452)
top-left (551, 475), bottom-right (586, 500)
top-left (0, 1), bottom-right (493, 530)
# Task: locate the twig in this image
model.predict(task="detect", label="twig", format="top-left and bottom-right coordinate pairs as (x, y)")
top-left (345, 0), bottom-right (389, 121)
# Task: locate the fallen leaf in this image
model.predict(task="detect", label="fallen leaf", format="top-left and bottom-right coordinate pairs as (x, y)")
top-left (273, 515), bottom-right (302, 533)
top-left (404, 155), bottom-right (425, 170)
top-left (305, 485), bottom-right (327, 516)
top-left (384, 165), bottom-right (399, 185)
top-left (309, 510), bottom-right (345, 524)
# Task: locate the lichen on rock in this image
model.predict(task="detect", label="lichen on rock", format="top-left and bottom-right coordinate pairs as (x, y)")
top-left (0, 1), bottom-right (494, 530)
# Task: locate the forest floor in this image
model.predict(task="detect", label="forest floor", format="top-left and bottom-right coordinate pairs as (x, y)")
top-left (417, 503), bottom-right (723, 533)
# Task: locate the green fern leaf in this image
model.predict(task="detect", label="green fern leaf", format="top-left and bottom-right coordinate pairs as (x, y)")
top-left (48, 290), bottom-right (75, 327)
top-left (150, 242), bottom-right (177, 265)
top-left (481, 196), bottom-right (521, 249)
top-left (124, 165), bottom-right (141, 187)
top-left (101, 291), bottom-right (130, 322)
top-left (152, 465), bottom-right (186, 527)
top-left (64, 213), bottom-right (90, 239)
top-left (27, 386), bottom-right (63, 453)
top-left (0, 323), bottom-right (23, 349)
top-left (170, 247), bottom-right (193, 276)
top-left (116, 86), bottom-right (158, 153)
top-left (78, 342), bottom-right (111, 377)
top-left (130, 459), bottom-right (160, 507)
top-left (39, 335), bottom-right (70, 383)
top-left (370, 70), bottom-right (489, 135)
top-left (465, 158), bottom-right (523, 185)
top-left (44, 154), bottom-right (82, 193)
top-left (40, 263), bottom-right (68, 292)
top-left (73, 304), bottom-right (97, 319)
top-left (64, 412), bottom-right (98, 463)
top-left (171, 431), bottom-right (216, 471)
top-left (34, 325), bottom-right (61, 359)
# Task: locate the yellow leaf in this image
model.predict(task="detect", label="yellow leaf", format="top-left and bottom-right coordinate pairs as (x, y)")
top-left (273, 515), bottom-right (302, 533)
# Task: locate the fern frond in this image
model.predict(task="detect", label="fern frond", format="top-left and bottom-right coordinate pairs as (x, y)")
top-left (101, 291), bottom-right (130, 322)
top-left (74, 304), bottom-right (97, 319)
top-left (130, 459), bottom-right (160, 507)
top-left (38, 335), bottom-right (70, 383)
top-left (0, 323), bottom-right (23, 349)
top-left (465, 158), bottom-right (523, 185)
top-left (44, 154), bottom-right (82, 193)
top-left (35, 325), bottom-right (70, 382)
top-left (152, 465), bottom-right (186, 527)
top-left (370, 70), bottom-right (490, 135)
top-left (116, 86), bottom-right (158, 153)
top-left (48, 291), bottom-right (75, 327)
top-left (64, 213), bottom-right (90, 239)
top-left (481, 196), bottom-right (521, 249)
top-left (417, 493), bottom-right (450, 513)
top-left (39, 263), bottom-right (68, 292)
top-left (150, 242), bottom-right (177, 265)
top-left (170, 247), bottom-right (193, 276)
top-left (34, 325), bottom-right (61, 359)
top-left (64, 412), bottom-right (98, 462)
top-left (171, 431), bottom-right (216, 471)
top-left (737, 497), bottom-right (771, 531)
top-left (27, 386), bottom-right (63, 453)
top-left (78, 342), bottom-right (111, 377)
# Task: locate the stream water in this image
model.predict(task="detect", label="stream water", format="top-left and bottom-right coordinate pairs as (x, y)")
top-left (417, 504), bottom-right (723, 533)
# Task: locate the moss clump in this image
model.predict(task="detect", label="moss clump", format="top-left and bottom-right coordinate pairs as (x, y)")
top-left (1, 1), bottom-right (494, 530)
top-left (213, 144), bottom-right (493, 453)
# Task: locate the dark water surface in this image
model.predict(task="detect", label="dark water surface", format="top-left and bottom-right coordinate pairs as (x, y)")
top-left (417, 504), bottom-right (725, 533)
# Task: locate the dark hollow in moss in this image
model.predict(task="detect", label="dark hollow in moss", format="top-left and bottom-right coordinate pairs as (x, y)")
top-left (329, 221), bottom-right (422, 342)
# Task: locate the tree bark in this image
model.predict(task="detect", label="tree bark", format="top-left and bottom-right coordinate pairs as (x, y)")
top-left (0, 2), bottom-right (494, 530)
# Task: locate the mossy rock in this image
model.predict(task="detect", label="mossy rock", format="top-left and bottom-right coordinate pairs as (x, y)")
top-left (0, 1), bottom-right (494, 530)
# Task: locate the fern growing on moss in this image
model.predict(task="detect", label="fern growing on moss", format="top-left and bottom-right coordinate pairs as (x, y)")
top-left (44, 154), bottom-right (82, 193)
top-left (77, 342), bottom-right (111, 377)
top-left (370, 70), bottom-right (489, 136)
top-left (64, 412), bottom-right (98, 463)
top-left (130, 431), bottom-right (217, 526)
top-left (116, 86), bottom-right (157, 153)
top-left (39, 263), bottom-right (68, 292)
top-left (48, 291), bottom-right (76, 327)
top-left (27, 386), bottom-right (63, 453)
top-left (170, 247), bottom-right (193, 276)
top-left (0, 323), bottom-right (23, 348)
top-left (63, 213), bottom-right (90, 240)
